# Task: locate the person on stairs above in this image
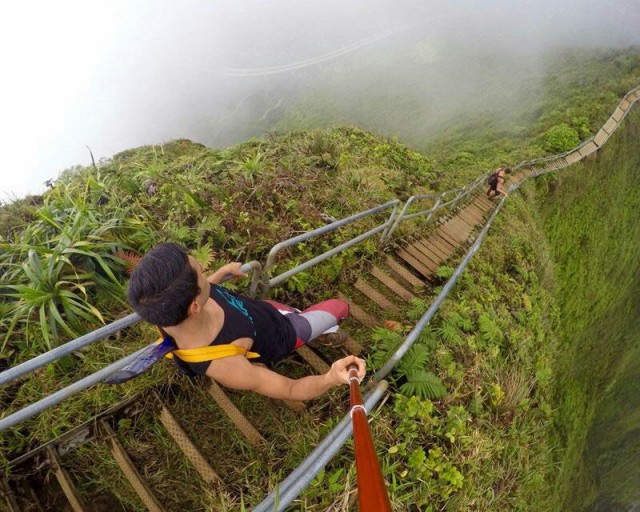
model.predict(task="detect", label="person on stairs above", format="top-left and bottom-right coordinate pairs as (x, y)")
top-left (126, 243), bottom-right (365, 401)
top-left (486, 166), bottom-right (511, 199)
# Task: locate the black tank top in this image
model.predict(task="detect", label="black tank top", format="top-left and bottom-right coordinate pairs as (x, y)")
top-left (172, 284), bottom-right (297, 375)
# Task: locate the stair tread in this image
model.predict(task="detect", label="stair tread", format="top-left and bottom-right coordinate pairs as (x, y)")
top-left (371, 266), bottom-right (415, 302)
top-left (338, 292), bottom-right (378, 327)
top-left (384, 256), bottom-right (426, 289)
top-left (354, 279), bottom-right (400, 313)
top-left (397, 248), bottom-right (434, 279)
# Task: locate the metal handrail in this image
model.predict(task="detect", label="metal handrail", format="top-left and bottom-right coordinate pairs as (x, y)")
top-left (514, 85), bottom-right (640, 174)
top-left (375, 197), bottom-right (505, 380)
top-left (382, 193), bottom-right (440, 243)
top-left (253, 380), bottom-right (389, 512)
top-left (259, 199), bottom-right (401, 297)
top-left (255, 196), bottom-right (507, 511)
top-left (252, 85), bottom-right (640, 510)
top-left (0, 312), bottom-right (140, 387)
top-left (0, 345), bottom-right (152, 432)
top-left (0, 262), bottom-right (261, 430)
top-left (382, 170), bottom-right (490, 242)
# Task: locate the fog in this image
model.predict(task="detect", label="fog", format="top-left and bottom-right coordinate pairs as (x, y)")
top-left (1, 0), bottom-right (639, 200)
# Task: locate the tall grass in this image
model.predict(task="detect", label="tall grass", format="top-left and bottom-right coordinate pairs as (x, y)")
top-left (537, 108), bottom-right (640, 510)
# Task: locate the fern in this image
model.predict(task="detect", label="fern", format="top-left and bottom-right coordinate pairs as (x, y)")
top-left (406, 297), bottom-right (427, 322)
top-left (368, 327), bottom-right (404, 370)
top-left (401, 370), bottom-right (447, 400)
top-left (397, 344), bottom-right (430, 375)
top-left (437, 322), bottom-right (463, 345)
top-left (459, 315), bottom-right (474, 332)
top-left (436, 265), bottom-right (455, 279)
top-left (417, 328), bottom-right (439, 350)
top-left (445, 310), bottom-right (474, 332)
top-left (478, 313), bottom-right (504, 344)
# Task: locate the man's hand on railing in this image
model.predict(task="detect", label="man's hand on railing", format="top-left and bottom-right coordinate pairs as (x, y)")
top-left (207, 262), bottom-right (248, 284)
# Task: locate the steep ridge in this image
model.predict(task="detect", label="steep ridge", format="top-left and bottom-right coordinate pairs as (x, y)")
top-left (1, 87), bottom-right (638, 511)
top-left (537, 104), bottom-right (640, 511)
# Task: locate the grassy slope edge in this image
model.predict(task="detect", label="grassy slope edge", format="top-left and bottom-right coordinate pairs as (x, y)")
top-left (535, 106), bottom-right (640, 511)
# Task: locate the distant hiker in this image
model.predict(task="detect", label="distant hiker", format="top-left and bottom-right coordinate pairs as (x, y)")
top-left (487, 166), bottom-right (511, 198)
top-left (125, 243), bottom-right (365, 400)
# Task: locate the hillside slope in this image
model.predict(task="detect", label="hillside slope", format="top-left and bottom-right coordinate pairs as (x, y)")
top-left (1, 49), bottom-right (639, 510)
top-left (536, 105), bottom-right (640, 510)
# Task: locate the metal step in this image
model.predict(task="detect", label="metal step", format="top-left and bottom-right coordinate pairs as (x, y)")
top-left (441, 219), bottom-right (471, 243)
top-left (436, 225), bottom-right (462, 248)
top-left (157, 402), bottom-right (224, 484)
top-left (46, 447), bottom-right (87, 512)
top-left (354, 279), bottom-right (400, 314)
top-left (206, 380), bottom-right (268, 445)
top-left (101, 420), bottom-right (165, 512)
top-left (420, 236), bottom-right (451, 261)
top-left (412, 241), bottom-right (444, 267)
top-left (397, 248), bottom-right (433, 279)
top-left (458, 205), bottom-right (484, 224)
top-left (295, 344), bottom-right (331, 374)
top-left (430, 232), bottom-right (457, 254)
top-left (370, 266), bottom-right (414, 302)
top-left (338, 292), bottom-right (379, 328)
top-left (383, 256), bottom-right (425, 290)
top-left (448, 215), bottom-right (476, 234)
top-left (404, 245), bottom-right (439, 273)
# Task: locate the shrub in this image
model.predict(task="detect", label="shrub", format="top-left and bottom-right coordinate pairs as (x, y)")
top-left (541, 123), bottom-right (581, 153)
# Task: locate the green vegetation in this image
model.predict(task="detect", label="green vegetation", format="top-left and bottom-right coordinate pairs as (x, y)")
top-left (540, 123), bottom-right (581, 152)
top-left (372, 195), bottom-right (559, 510)
top-left (0, 128), bottom-right (436, 461)
top-left (535, 107), bottom-right (640, 510)
top-left (271, 47), bottom-right (640, 190)
top-left (0, 46), bottom-right (639, 510)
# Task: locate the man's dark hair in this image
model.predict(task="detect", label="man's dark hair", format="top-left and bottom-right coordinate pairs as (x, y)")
top-left (127, 243), bottom-right (199, 327)
top-left (504, 166), bottom-right (513, 173)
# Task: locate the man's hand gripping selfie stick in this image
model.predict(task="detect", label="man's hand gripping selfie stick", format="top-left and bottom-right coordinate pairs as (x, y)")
top-left (348, 364), bottom-right (392, 511)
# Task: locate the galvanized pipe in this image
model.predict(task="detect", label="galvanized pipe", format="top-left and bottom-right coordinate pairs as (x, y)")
top-left (260, 200), bottom-right (400, 292)
top-left (378, 201), bottom-right (401, 242)
top-left (245, 260), bottom-right (263, 298)
top-left (0, 263), bottom-right (257, 388)
top-left (0, 344), bottom-right (152, 432)
top-left (254, 196), bottom-right (508, 511)
top-left (0, 313), bottom-right (141, 387)
top-left (382, 194), bottom-right (440, 242)
top-left (267, 223), bottom-right (389, 289)
top-left (401, 195), bottom-right (441, 222)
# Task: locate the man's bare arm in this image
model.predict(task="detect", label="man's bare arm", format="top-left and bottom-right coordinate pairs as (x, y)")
top-left (206, 355), bottom-right (366, 401)
top-left (207, 262), bottom-right (247, 284)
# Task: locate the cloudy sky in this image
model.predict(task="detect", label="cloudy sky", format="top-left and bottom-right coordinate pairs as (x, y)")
top-left (1, 0), bottom-right (639, 201)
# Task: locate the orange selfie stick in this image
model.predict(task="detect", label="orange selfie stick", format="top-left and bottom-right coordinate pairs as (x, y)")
top-left (348, 364), bottom-right (392, 511)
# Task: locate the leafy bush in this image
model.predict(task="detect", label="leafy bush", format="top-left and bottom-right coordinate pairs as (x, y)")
top-left (541, 123), bottom-right (581, 153)
top-left (0, 173), bottom-right (153, 354)
top-left (388, 395), bottom-right (465, 502)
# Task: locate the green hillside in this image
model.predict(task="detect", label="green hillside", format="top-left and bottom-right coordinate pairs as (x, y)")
top-left (0, 47), bottom-right (639, 510)
top-left (535, 105), bottom-right (640, 510)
